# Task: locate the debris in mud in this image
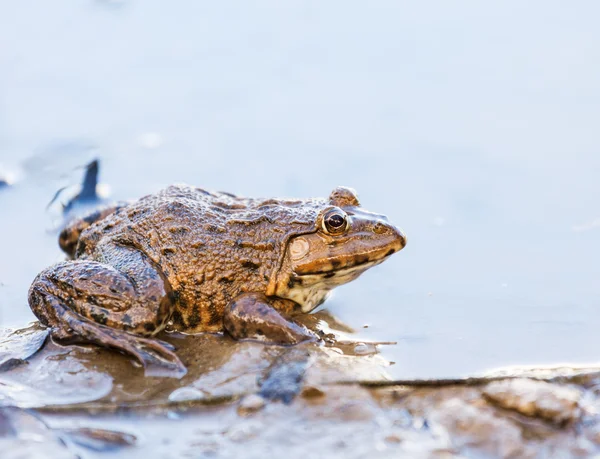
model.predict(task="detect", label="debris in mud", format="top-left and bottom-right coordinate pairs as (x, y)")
top-left (482, 378), bottom-right (583, 425)
top-left (300, 385), bottom-right (326, 399)
top-left (60, 426), bottom-right (137, 452)
top-left (0, 324), bottom-right (49, 372)
top-left (47, 159), bottom-right (106, 215)
top-left (258, 347), bottom-right (311, 403)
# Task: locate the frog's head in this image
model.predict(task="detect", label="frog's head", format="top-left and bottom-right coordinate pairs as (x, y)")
top-left (273, 186), bottom-right (406, 312)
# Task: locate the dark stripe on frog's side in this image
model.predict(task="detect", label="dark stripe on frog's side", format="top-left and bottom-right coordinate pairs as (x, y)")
top-left (187, 305), bottom-right (201, 329)
top-left (287, 277), bottom-right (304, 288)
top-left (207, 301), bottom-right (221, 326)
top-left (170, 309), bottom-right (185, 327)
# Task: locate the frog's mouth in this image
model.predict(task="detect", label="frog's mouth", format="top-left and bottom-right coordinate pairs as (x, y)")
top-left (295, 256), bottom-right (388, 288)
top-left (292, 243), bottom-right (401, 276)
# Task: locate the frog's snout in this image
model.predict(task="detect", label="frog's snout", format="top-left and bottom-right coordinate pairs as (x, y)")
top-left (369, 214), bottom-right (406, 254)
top-left (392, 225), bottom-right (407, 251)
top-left (380, 223), bottom-right (406, 256)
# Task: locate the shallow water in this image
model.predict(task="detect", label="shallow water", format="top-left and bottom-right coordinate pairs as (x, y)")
top-left (1, 1), bottom-right (600, 380)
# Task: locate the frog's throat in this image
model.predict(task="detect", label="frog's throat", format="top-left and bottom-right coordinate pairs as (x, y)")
top-left (272, 258), bottom-right (385, 313)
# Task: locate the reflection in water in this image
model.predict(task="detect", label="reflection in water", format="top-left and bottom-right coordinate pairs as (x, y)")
top-left (0, 311), bottom-right (390, 410)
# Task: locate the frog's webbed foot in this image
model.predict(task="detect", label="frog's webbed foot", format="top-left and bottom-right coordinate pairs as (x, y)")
top-left (223, 293), bottom-right (316, 345)
top-left (49, 299), bottom-right (186, 378)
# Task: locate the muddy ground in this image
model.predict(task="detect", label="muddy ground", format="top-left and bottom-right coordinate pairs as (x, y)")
top-left (2, 317), bottom-right (600, 458)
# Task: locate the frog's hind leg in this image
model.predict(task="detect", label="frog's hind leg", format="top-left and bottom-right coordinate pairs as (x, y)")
top-left (36, 293), bottom-right (185, 377)
top-left (59, 203), bottom-right (128, 258)
top-left (28, 252), bottom-right (186, 378)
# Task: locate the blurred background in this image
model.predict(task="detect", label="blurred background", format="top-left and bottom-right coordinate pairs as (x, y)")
top-left (1, 1), bottom-right (599, 379)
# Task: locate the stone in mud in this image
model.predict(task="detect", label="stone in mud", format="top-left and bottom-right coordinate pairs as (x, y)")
top-left (237, 394), bottom-right (266, 416)
top-left (300, 385), bottom-right (379, 422)
top-left (428, 398), bottom-right (535, 458)
top-left (300, 385), bottom-right (326, 399)
top-left (60, 427), bottom-right (137, 452)
top-left (482, 378), bottom-right (582, 424)
top-left (259, 348), bottom-right (311, 404)
top-left (168, 387), bottom-right (206, 403)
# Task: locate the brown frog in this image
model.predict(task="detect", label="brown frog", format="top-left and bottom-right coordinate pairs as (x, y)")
top-left (28, 185), bottom-right (406, 377)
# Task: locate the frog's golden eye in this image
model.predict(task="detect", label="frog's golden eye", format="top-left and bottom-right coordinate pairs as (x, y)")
top-left (322, 208), bottom-right (349, 235)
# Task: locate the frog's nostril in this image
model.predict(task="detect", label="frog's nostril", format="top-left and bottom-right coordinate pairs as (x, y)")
top-left (373, 223), bottom-right (387, 234)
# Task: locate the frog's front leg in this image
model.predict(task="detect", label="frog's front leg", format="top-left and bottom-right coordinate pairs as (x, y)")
top-left (223, 293), bottom-right (316, 344)
top-left (28, 243), bottom-right (186, 377)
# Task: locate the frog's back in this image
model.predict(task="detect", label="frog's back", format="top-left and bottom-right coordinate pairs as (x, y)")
top-left (75, 185), bottom-right (323, 331)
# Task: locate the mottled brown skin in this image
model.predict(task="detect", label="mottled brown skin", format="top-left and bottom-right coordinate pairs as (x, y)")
top-left (58, 203), bottom-right (129, 258)
top-left (29, 185), bottom-right (406, 377)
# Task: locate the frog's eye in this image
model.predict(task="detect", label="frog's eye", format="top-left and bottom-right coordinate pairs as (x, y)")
top-left (322, 208), bottom-right (349, 235)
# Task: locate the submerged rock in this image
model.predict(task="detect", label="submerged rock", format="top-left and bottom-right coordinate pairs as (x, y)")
top-left (429, 398), bottom-right (534, 458)
top-left (482, 378), bottom-right (583, 424)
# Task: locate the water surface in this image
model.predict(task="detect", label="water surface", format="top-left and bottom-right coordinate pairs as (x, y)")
top-left (1, 1), bottom-right (599, 379)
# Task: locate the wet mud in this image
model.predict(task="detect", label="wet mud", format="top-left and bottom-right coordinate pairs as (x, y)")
top-left (1, 315), bottom-right (600, 458)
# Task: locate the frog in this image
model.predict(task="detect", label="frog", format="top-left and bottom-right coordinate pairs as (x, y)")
top-left (28, 185), bottom-right (406, 377)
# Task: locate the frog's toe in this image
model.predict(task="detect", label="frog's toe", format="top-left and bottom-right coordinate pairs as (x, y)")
top-left (130, 337), bottom-right (187, 378)
top-left (150, 336), bottom-right (176, 352)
